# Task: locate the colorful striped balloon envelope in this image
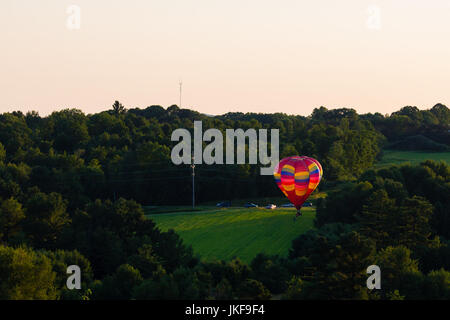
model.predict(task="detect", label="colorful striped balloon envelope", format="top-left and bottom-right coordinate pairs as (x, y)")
top-left (273, 156), bottom-right (323, 212)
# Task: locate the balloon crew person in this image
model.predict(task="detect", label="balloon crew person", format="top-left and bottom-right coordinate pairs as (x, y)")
top-left (273, 156), bottom-right (323, 222)
top-left (295, 209), bottom-right (302, 221)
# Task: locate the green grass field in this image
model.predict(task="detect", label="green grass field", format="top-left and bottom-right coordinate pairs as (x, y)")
top-left (376, 150), bottom-right (450, 168)
top-left (147, 206), bottom-right (315, 263)
top-left (145, 150), bottom-right (449, 264)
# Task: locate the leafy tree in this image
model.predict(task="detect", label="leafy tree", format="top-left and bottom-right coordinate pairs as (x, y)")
top-left (422, 269), bottom-right (450, 299)
top-left (0, 197), bottom-right (25, 243)
top-left (132, 274), bottom-right (179, 300)
top-left (237, 279), bottom-right (271, 300)
top-left (375, 245), bottom-right (424, 299)
top-left (93, 264), bottom-right (143, 299)
top-left (306, 232), bottom-right (376, 299)
top-left (112, 101), bottom-right (127, 115)
top-left (172, 267), bottom-right (201, 299)
top-left (386, 290), bottom-right (405, 300)
top-left (289, 223), bottom-right (354, 260)
top-left (215, 278), bottom-right (233, 300)
top-left (250, 254), bottom-right (290, 294)
top-left (394, 196), bottom-right (434, 249)
top-left (282, 276), bottom-right (305, 299)
top-left (88, 227), bottom-right (126, 277)
top-left (47, 109), bottom-right (89, 152)
top-left (315, 181), bottom-right (374, 226)
top-left (128, 244), bottom-right (165, 279)
top-left (0, 245), bottom-right (57, 299)
top-left (357, 189), bottom-right (397, 248)
top-left (24, 191), bottom-right (70, 248)
top-left (0, 113), bottom-right (32, 157)
top-left (44, 249), bottom-right (94, 300)
top-left (154, 229), bottom-right (196, 273)
top-left (414, 240), bottom-right (450, 274)
top-left (0, 143), bottom-right (5, 163)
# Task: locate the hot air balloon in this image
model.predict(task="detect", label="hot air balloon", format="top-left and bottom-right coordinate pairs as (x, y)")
top-left (273, 156), bottom-right (323, 219)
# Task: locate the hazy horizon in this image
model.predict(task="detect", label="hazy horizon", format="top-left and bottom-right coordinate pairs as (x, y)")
top-left (1, 101), bottom-right (447, 118)
top-left (1, 0), bottom-right (450, 117)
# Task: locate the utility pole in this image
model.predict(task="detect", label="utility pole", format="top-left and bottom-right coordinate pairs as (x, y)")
top-left (179, 81), bottom-right (183, 108)
top-left (191, 156), bottom-right (195, 209)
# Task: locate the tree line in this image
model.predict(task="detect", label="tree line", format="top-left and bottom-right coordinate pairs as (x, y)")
top-left (0, 102), bottom-right (448, 299)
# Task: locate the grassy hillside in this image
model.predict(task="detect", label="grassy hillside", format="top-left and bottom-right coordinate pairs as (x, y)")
top-left (144, 150), bottom-right (450, 264)
top-left (147, 206), bottom-right (315, 263)
top-left (376, 150), bottom-right (450, 168)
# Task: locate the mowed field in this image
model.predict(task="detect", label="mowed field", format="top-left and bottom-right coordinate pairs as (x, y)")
top-left (147, 207), bottom-right (315, 263)
top-left (145, 150), bottom-right (448, 263)
top-left (376, 150), bottom-right (450, 168)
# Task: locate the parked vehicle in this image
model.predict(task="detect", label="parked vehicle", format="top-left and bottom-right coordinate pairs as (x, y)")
top-left (281, 203), bottom-right (294, 208)
top-left (265, 204), bottom-right (277, 209)
top-left (244, 203), bottom-right (258, 208)
top-left (302, 202), bottom-right (313, 207)
top-left (216, 201), bottom-right (231, 207)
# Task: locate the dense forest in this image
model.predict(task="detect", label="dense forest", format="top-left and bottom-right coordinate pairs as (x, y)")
top-left (0, 102), bottom-right (449, 299)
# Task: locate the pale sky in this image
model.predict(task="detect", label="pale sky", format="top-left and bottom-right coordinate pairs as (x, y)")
top-left (1, 0), bottom-right (450, 116)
